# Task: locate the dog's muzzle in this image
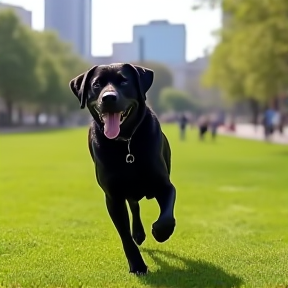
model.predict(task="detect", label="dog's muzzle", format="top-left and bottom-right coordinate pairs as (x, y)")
top-left (91, 91), bottom-right (133, 140)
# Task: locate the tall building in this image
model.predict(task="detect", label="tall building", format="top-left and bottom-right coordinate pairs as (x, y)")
top-left (111, 20), bottom-right (186, 66)
top-left (109, 20), bottom-right (187, 89)
top-left (0, 3), bottom-right (32, 27)
top-left (44, 0), bottom-right (92, 59)
top-left (133, 20), bottom-right (186, 65)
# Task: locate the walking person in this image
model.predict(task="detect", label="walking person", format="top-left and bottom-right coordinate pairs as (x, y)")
top-left (263, 107), bottom-right (275, 141)
top-left (179, 113), bottom-right (188, 140)
top-left (198, 115), bottom-right (209, 141)
top-left (210, 113), bottom-right (219, 140)
top-left (272, 109), bottom-right (281, 133)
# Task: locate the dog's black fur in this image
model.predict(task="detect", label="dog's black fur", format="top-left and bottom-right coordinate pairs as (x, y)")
top-left (69, 63), bottom-right (176, 275)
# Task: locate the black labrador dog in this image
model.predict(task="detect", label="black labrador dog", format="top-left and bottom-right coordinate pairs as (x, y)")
top-left (69, 63), bottom-right (176, 274)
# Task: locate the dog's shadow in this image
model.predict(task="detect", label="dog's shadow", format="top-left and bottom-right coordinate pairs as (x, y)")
top-left (140, 248), bottom-right (243, 288)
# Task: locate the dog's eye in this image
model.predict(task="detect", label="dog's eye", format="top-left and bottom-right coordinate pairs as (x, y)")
top-left (93, 82), bottom-right (101, 89)
top-left (120, 80), bottom-right (128, 86)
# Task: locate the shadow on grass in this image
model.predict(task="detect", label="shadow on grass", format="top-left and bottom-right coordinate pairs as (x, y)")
top-left (140, 248), bottom-right (243, 288)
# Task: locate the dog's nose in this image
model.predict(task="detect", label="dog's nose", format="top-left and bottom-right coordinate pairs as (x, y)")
top-left (102, 91), bottom-right (118, 103)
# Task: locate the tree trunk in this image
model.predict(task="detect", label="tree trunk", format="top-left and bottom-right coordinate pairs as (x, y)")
top-left (18, 106), bottom-right (24, 126)
top-left (4, 98), bottom-right (13, 127)
top-left (57, 111), bottom-right (65, 126)
top-left (34, 111), bottom-right (41, 126)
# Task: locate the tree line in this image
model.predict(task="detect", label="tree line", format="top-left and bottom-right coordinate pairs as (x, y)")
top-left (0, 9), bottom-right (200, 127)
top-left (0, 9), bottom-right (90, 126)
top-left (197, 0), bottom-right (288, 122)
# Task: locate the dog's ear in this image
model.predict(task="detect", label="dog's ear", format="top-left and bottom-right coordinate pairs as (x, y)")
top-left (123, 64), bottom-right (154, 100)
top-left (69, 73), bottom-right (84, 99)
top-left (133, 65), bottom-right (154, 95)
top-left (69, 65), bottom-right (98, 109)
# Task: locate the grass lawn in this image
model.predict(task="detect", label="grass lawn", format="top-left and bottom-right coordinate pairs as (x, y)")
top-left (0, 125), bottom-right (287, 288)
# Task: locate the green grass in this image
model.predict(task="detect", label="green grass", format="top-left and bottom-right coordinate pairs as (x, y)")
top-left (0, 125), bottom-right (288, 288)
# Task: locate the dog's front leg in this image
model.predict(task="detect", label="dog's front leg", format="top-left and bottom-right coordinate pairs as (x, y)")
top-left (105, 196), bottom-right (148, 274)
top-left (152, 184), bottom-right (176, 243)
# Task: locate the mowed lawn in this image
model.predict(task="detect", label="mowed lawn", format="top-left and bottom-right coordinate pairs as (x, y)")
top-left (0, 125), bottom-right (287, 288)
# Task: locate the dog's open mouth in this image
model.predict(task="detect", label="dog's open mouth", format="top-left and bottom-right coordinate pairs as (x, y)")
top-left (119, 107), bottom-right (133, 124)
top-left (94, 106), bottom-right (133, 139)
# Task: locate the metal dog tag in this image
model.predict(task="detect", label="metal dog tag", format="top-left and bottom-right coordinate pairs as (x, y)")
top-left (126, 154), bottom-right (135, 164)
top-left (126, 138), bottom-right (135, 164)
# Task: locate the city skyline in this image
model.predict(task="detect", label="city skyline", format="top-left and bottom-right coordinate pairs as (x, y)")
top-left (45, 0), bottom-right (92, 59)
top-left (1, 0), bottom-right (222, 61)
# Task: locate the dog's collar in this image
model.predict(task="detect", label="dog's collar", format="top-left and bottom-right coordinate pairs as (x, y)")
top-left (115, 106), bottom-right (147, 164)
top-left (115, 131), bottom-right (136, 164)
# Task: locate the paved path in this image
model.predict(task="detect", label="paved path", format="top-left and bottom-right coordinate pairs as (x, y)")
top-left (219, 124), bottom-right (288, 145)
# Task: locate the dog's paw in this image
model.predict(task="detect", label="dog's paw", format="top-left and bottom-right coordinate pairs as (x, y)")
top-left (152, 217), bottom-right (176, 243)
top-left (130, 266), bottom-right (148, 276)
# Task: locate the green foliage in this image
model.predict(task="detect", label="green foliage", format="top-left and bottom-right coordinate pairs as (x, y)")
top-left (34, 31), bottom-right (90, 113)
top-left (0, 10), bottom-right (42, 123)
top-left (0, 127), bottom-right (288, 287)
top-left (202, 0), bottom-right (288, 105)
top-left (0, 9), bottom-right (90, 125)
top-left (160, 87), bottom-right (196, 113)
top-left (35, 32), bottom-right (66, 108)
top-left (133, 61), bottom-right (174, 114)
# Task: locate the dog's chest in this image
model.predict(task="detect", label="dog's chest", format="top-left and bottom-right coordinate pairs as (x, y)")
top-left (96, 156), bottom-right (161, 200)
top-left (93, 125), bottom-right (166, 199)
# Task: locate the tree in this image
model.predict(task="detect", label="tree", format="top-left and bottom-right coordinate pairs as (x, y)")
top-left (202, 0), bottom-right (288, 111)
top-left (0, 10), bottom-right (42, 125)
top-left (132, 61), bottom-right (173, 114)
top-left (33, 31), bottom-right (90, 124)
top-left (159, 87), bottom-right (197, 113)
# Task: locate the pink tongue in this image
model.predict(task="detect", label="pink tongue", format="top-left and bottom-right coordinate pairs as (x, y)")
top-left (102, 113), bottom-right (121, 139)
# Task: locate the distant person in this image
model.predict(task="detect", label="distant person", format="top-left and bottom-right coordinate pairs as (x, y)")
top-left (179, 113), bottom-right (188, 140)
top-left (279, 112), bottom-right (286, 135)
top-left (198, 115), bottom-right (209, 141)
top-left (210, 113), bottom-right (219, 140)
top-left (272, 110), bottom-right (281, 133)
top-left (228, 117), bottom-right (236, 132)
top-left (263, 107), bottom-right (275, 140)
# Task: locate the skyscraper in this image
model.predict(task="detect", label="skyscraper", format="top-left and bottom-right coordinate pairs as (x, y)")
top-left (44, 0), bottom-right (92, 59)
top-left (133, 20), bottom-right (186, 65)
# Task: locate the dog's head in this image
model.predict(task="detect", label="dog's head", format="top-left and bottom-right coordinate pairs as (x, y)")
top-left (69, 63), bottom-right (154, 139)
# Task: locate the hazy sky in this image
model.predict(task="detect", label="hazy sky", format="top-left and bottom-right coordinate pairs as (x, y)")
top-left (2, 0), bottom-right (222, 61)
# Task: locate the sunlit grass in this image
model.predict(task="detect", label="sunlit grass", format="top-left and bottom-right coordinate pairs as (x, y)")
top-left (0, 125), bottom-right (287, 288)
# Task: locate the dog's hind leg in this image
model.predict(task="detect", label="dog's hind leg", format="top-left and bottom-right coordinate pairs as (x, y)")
top-left (105, 196), bottom-right (148, 274)
top-left (127, 200), bottom-right (146, 246)
top-left (152, 184), bottom-right (176, 243)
